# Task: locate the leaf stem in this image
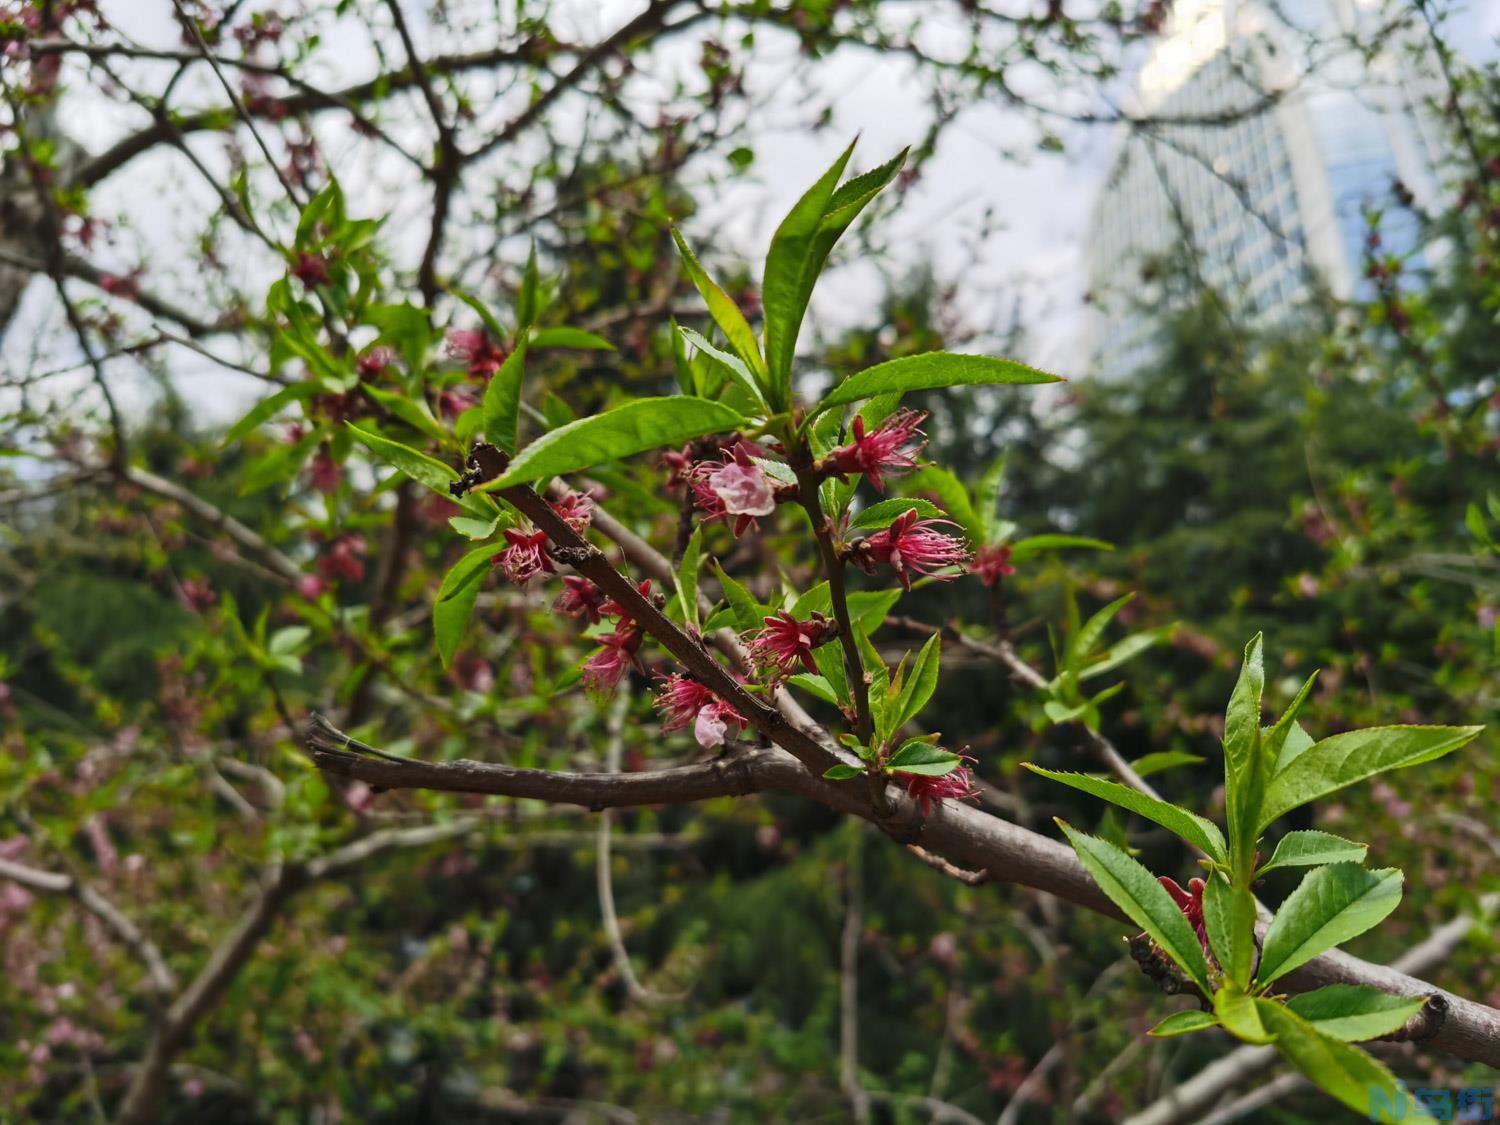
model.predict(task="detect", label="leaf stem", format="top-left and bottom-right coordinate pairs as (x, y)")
top-left (790, 443), bottom-right (874, 747)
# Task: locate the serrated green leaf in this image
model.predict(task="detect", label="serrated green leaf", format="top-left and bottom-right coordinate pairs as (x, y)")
top-left (815, 352), bottom-right (1061, 414)
top-left (1057, 822), bottom-right (1212, 995)
top-left (1257, 864), bottom-right (1403, 986)
top-left (762, 144), bottom-right (905, 409)
top-left (1254, 1001), bottom-right (1406, 1122)
top-left (347, 423), bottom-right (491, 518)
top-left (1215, 984), bottom-right (1275, 1044)
top-left (1224, 633), bottom-right (1265, 785)
top-left (676, 522), bottom-right (705, 631)
top-left (489, 397), bottom-right (746, 488)
top-left (1259, 725), bottom-right (1483, 830)
top-left (1024, 765), bottom-right (1228, 862)
top-left (671, 226), bottom-right (765, 380)
top-left (677, 324), bottom-right (768, 411)
top-left (1258, 831), bottom-right (1369, 875)
top-left (1284, 985), bottom-right (1426, 1042)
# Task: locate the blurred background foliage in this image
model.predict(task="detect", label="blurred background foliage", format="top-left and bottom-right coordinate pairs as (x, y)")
top-left (0, 1), bottom-right (1497, 1122)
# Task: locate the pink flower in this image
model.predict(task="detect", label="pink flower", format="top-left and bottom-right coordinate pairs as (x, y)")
top-left (746, 611), bottom-right (838, 679)
top-left (856, 508), bottom-right (969, 591)
top-left (825, 409), bottom-right (927, 492)
top-left (598, 579), bottom-right (652, 623)
top-left (693, 707), bottom-right (729, 749)
top-left (436, 384), bottom-right (478, 420)
top-left (550, 489), bottom-right (594, 532)
top-left (583, 624), bottom-right (644, 697)
top-left (973, 543), bottom-right (1015, 586)
top-left (296, 574), bottom-right (329, 601)
top-left (555, 576), bottom-right (607, 624)
top-left (655, 674), bottom-right (747, 748)
top-left (356, 346), bottom-right (394, 379)
top-left (496, 526), bottom-right (552, 586)
top-left (691, 442), bottom-right (779, 536)
top-left (896, 754), bottom-right (979, 816)
top-left (445, 327), bottom-right (508, 378)
top-left (177, 577), bottom-right (217, 614)
top-left (1159, 876), bottom-right (1214, 959)
top-left (309, 447), bottom-right (342, 493)
top-left (290, 251), bottom-right (331, 287)
top-left (317, 534), bottom-right (366, 582)
top-left (661, 446), bottom-right (694, 487)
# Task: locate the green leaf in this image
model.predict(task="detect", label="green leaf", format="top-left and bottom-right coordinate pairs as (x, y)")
top-left (676, 523), bottom-right (705, 631)
top-left (1258, 831), bottom-right (1369, 875)
top-left (816, 352), bottom-right (1061, 414)
top-left (451, 290), bottom-right (507, 344)
top-left (433, 543), bottom-right (507, 668)
top-left (1285, 985), bottom-right (1426, 1042)
top-left (529, 326), bottom-right (613, 351)
top-left (885, 740), bottom-right (961, 776)
top-left (789, 674), bottom-right (838, 705)
top-left (1057, 822), bottom-right (1212, 994)
top-left (363, 384), bottom-right (448, 444)
top-left (903, 467), bottom-right (980, 542)
top-left (1069, 593), bottom-right (1135, 672)
top-left (1007, 534), bottom-right (1114, 559)
top-left (671, 226), bottom-right (765, 379)
top-left (1148, 1010), bottom-right (1220, 1037)
top-left (677, 325), bottom-right (768, 411)
top-left (1201, 876), bottom-right (1237, 980)
top-left (849, 497), bottom-right (944, 531)
top-left (1260, 725), bottom-right (1483, 830)
top-left (223, 383), bottom-right (315, 446)
top-left (1257, 864), bottom-right (1403, 986)
top-left (973, 452), bottom-right (1008, 543)
top-left (489, 397), bottom-right (747, 488)
top-left (1223, 633), bottom-right (1265, 784)
top-left (1024, 765), bottom-right (1228, 862)
top-left (481, 341), bottom-right (529, 455)
top-left (1254, 1001), bottom-right (1407, 1122)
top-left (1274, 721), bottom-right (1316, 772)
top-left (889, 632), bottom-right (941, 732)
top-left (1265, 670), bottom-right (1319, 767)
top-left (713, 564), bottom-right (766, 634)
top-left (1214, 984), bottom-right (1275, 1044)
top-left (812, 641), bottom-right (849, 706)
top-left (1128, 750), bottom-right (1205, 778)
top-left (347, 423), bottom-right (490, 518)
top-left (822, 763), bottom-right (864, 781)
top-left (268, 626), bottom-right (311, 657)
top-left (762, 144), bottom-right (906, 409)
top-left (449, 515), bottom-right (500, 540)
top-left (518, 242), bottom-right (541, 328)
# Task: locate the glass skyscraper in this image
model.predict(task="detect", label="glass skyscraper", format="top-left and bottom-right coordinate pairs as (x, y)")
top-left (1085, 0), bottom-right (1448, 379)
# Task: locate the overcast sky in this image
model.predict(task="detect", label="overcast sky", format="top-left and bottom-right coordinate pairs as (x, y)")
top-left (7, 0), bottom-right (1498, 426)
